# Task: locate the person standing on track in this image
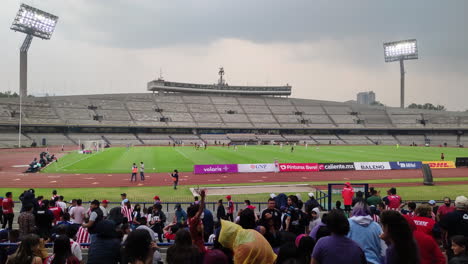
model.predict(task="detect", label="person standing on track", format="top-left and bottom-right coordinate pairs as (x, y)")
top-left (140, 162), bottom-right (145, 181)
top-left (171, 170), bottom-right (179, 190)
top-left (441, 152), bottom-right (445, 161)
top-left (131, 163), bottom-right (138, 182)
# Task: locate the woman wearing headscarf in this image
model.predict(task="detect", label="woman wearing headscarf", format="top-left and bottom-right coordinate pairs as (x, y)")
top-left (347, 202), bottom-right (385, 264)
top-left (218, 220), bottom-right (276, 264)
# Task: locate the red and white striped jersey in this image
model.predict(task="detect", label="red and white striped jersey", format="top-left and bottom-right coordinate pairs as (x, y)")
top-left (121, 206), bottom-right (133, 222)
top-left (75, 226), bottom-right (90, 248)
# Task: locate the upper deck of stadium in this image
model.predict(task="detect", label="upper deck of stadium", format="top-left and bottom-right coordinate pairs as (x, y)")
top-left (0, 92), bottom-right (467, 130)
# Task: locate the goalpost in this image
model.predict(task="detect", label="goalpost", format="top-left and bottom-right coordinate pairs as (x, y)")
top-left (78, 140), bottom-right (105, 153)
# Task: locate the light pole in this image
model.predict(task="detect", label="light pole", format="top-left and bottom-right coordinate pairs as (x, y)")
top-left (383, 39), bottom-right (418, 108)
top-left (10, 4), bottom-right (58, 147)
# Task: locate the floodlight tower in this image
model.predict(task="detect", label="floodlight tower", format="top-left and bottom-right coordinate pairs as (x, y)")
top-left (10, 4), bottom-right (58, 147)
top-left (383, 39), bottom-right (418, 108)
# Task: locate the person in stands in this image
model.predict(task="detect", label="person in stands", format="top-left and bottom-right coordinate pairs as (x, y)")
top-left (2, 192), bottom-right (14, 230)
top-left (187, 190), bottom-right (207, 254)
top-left (225, 195), bottom-right (234, 222)
top-left (449, 235), bottom-right (468, 264)
top-left (82, 200), bottom-right (103, 243)
top-left (17, 204), bottom-right (36, 239)
top-left (216, 199), bottom-right (226, 222)
top-left (341, 182), bottom-right (354, 213)
top-left (440, 195), bottom-right (468, 260)
top-left (383, 187), bottom-right (402, 211)
top-left (311, 209), bottom-right (366, 264)
top-left (403, 215), bottom-right (445, 264)
top-left (44, 235), bottom-right (80, 264)
top-left (380, 210), bottom-right (419, 264)
top-left (6, 234), bottom-right (42, 264)
top-left (124, 229), bottom-right (161, 264)
top-left (347, 202), bottom-right (384, 264)
top-left (412, 204), bottom-right (438, 238)
top-left (166, 229), bottom-right (202, 264)
top-left (437, 197), bottom-right (456, 221)
top-left (87, 220), bottom-right (121, 264)
top-left (219, 219), bottom-right (277, 263)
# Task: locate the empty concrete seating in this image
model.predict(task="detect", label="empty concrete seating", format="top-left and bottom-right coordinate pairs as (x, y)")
top-left (138, 134), bottom-right (171, 140)
top-left (338, 135), bottom-right (373, 145)
top-left (68, 133), bottom-right (105, 142)
top-left (303, 115), bottom-right (333, 124)
top-left (275, 115), bottom-right (300, 123)
top-left (0, 132), bottom-right (30, 148)
top-left (187, 104), bottom-right (216, 113)
top-left (56, 108), bottom-right (94, 120)
top-left (424, 114), bottom-right (458, 127)
top-left (171, 134), bottom-right (200, 140)
top-left (294, 106), bottom-right (325, 115)
top-left (132, 111), bottom-right (162, 121)
top-left (265, 98), bottom-right (293, 106)
top-left (283, 135), bottom-right (312, 141)
top-left (396, 135), bottom-right (425, 145)
top-left (311, 134), bottom-right (343, 144)
top-left (182, 95), bottom-right (211, 104)
top-left (247, 114), bottom-right (277, 123)
top-left (155, 102), bottom-right (188, 112)
top-left (191, 113), bottom-right (222, 123)
top-left (99, 110), bottom-right (132, 121)
top-left (103, 134), bottom-right (140, 145)
top-left (323, 106), bottom-right (352, 114)
top-left (269, 106), bottom-right (296, 114)
top-left (220, 114), bottom-right (250, 123)
top-left (126, 101), bottom-right (156, 111)
top-left (215, 105), bottom-right (245, 114)
top-left (163, 113), bottom-right (194, 122)
top-left (367, 135), bottom-right (398, 145)
top-left (242, 105), bottom-right (272, 114)
top-left (210, 96), bottom-right (239, 105)
top-left (227, 134), bottom-right (257, 141)
top-left (330, 115), bottom-right (355, 124)
top-left (239, 98), bottom-right (266, 105)
top-left (426, 135), bottom-right (458, 146)
top-left (27, 133), bottom-right (73, 146)
top-left (390, 114), bottom-right (421, 124)
top-left (256, 134), bottom-right (285, 141)
top-left (89, 99), bottom-right (125, 110)
top-left (153, 95), bottom-right (184, 103)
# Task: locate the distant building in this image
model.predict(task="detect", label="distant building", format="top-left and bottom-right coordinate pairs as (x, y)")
top-left (357, 91), bottom-right (376, 105)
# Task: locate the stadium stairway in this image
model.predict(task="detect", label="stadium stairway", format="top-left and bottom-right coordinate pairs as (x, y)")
top-left (320, 105), bottom-right (338, 127)
top-left (134, 133), bottom-right (145, 145)
top-left (64, 133), bottom-right (78, 145)
top-left (335, 134), bottom-right (348, 144)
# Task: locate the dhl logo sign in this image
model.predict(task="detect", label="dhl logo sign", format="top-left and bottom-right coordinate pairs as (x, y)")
top-left (422, 161), bottom-right (456, 169)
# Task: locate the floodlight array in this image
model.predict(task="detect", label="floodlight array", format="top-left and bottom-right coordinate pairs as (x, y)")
top-left (10, 4), bottom-right (58, 40)
top-left (383, 39), bottom-right (418, 62)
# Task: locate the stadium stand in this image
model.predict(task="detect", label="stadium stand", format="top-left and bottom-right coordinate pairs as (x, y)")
top-left (0, 93), bottom-right (467, 148)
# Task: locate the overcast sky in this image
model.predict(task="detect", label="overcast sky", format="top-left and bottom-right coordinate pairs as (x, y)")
top-left (1, 0), bottom-right (467, 110)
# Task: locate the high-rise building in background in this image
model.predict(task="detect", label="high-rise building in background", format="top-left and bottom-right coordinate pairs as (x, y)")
top-left (357, 91), bottom-right (376, 105)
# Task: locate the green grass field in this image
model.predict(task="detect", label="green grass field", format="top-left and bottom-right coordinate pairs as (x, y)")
top-left (42, 145), bottom-right (468, 174)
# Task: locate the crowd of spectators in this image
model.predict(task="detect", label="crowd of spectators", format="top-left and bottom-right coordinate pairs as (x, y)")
top-left (0, 186), bottom-right (467, 264)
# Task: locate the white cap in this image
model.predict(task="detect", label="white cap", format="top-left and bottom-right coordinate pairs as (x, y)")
top-left (455, 196), bottom-right (468, 209)
top-left (308, 192), bottom-right (314, 198)
top-left (270, 193), bottom-right (276, 199)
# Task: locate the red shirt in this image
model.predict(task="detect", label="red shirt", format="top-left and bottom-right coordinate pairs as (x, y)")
top-left (412, 216), bottom-right (435, 236)
top-left (437, 204), bottom-right (456, 219)
top-left (0, 198), bottom-right (3, 207)
top-left (49, 206), bottom-right (62, 224)
top-left (413, 230), bottom-right (445, 264)
top-left (164, 232), bottom-right (176, 240)
top-left (341, 187), bottom-right (354, 206)
top-left (2, 198), bottom-right (14, 214)
top-left (386, 195), bottom-right (402, 210)
top-left (227, 201), bottom-right (234, 214)
top-left (188, 217), bottom-right (206, 253)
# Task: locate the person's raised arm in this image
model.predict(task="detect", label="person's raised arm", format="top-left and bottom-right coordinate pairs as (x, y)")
top-left (194, 190), bottom-right (206, 219)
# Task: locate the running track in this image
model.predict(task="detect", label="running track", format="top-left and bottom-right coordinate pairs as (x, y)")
top-left (1, 147), bottom-right (467, 189)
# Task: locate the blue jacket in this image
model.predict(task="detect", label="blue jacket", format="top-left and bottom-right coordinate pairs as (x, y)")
top-left (347, 216), bottom-right (384, 264)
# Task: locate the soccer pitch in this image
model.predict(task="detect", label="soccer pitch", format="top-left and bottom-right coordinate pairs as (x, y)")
top-left (42, 145), bottom-right (468, 174)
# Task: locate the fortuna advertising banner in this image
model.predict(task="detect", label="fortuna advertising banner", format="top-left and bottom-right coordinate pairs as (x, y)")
top-left (354, 162), bottom-right (391, 171)
top-left (238, 163), bottom-right (277, 173)
top-left (422, 161), bottom-right (456, 169)
top-left (279, 163), bottom-right (319, 172)
top-left (194, 164), bottom-right (238, 174)
top-left (389, 161), bottom-right (422, 170)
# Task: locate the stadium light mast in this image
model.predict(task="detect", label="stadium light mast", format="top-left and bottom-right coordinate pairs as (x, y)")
top-left (383, 39), bottom-right (418, 108)
top-left (10, 4), bottom-right (58, 147)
